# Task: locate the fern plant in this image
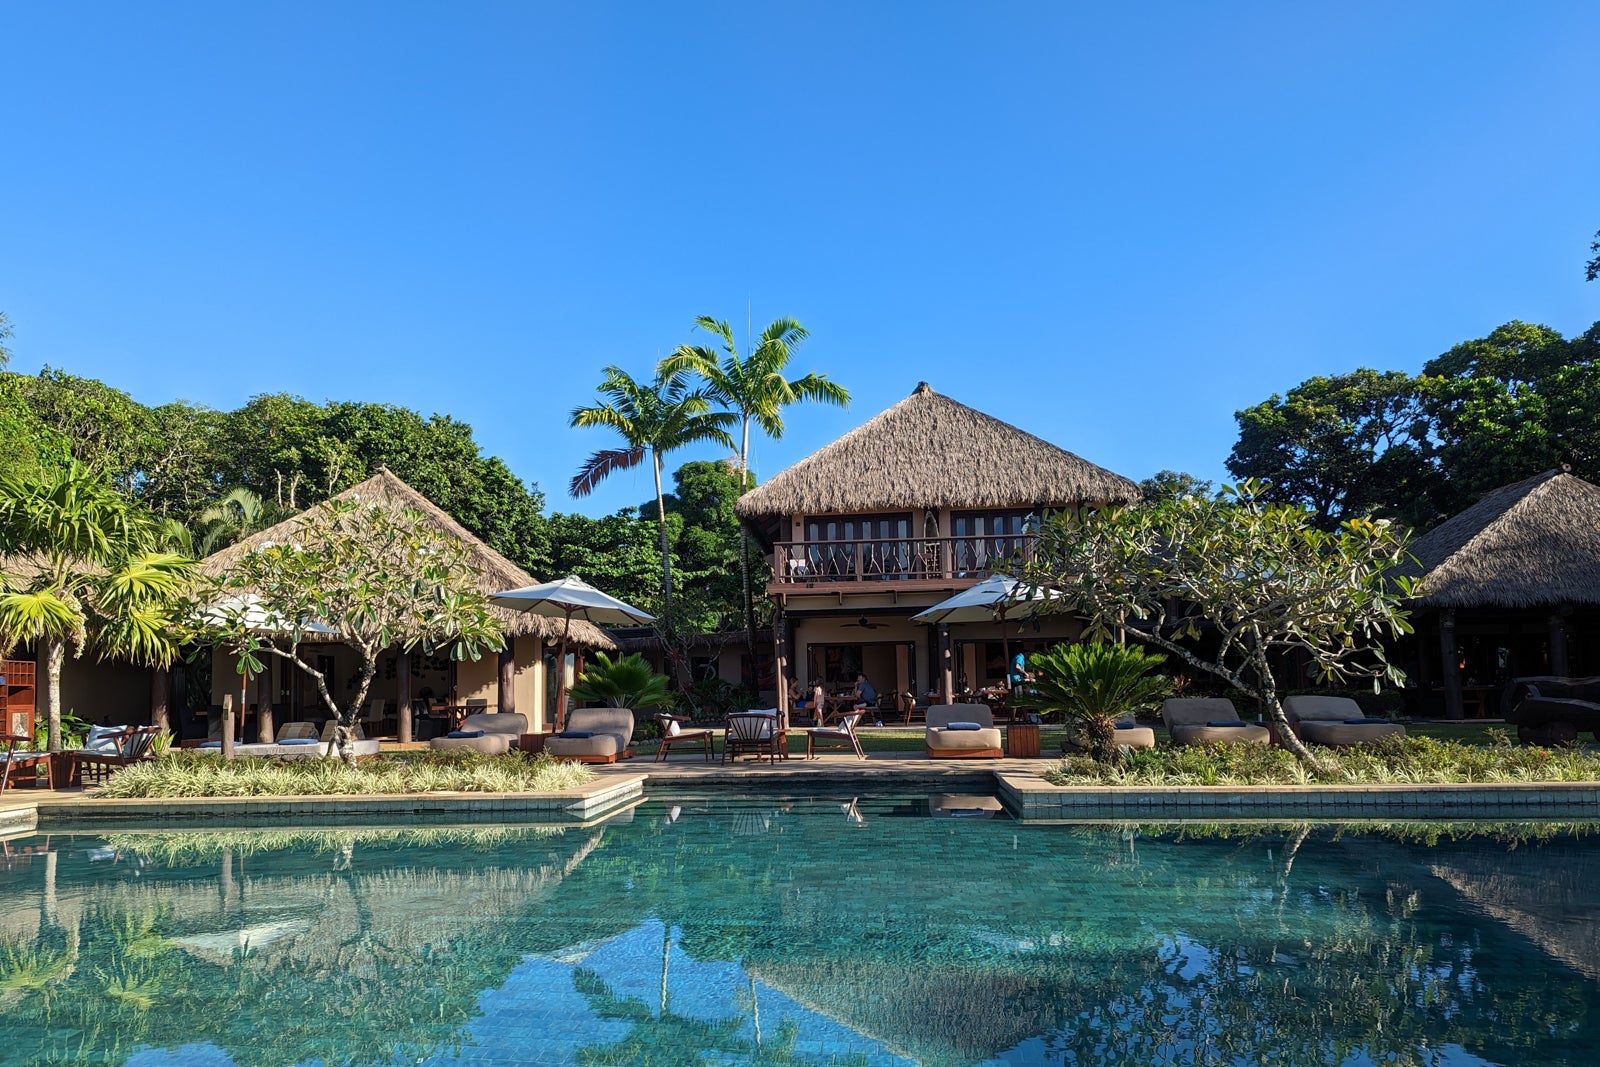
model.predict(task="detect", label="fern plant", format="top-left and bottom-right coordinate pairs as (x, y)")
top-left (1030, 642), bottom-right (1173, 763)
top-left (569, 652), bottom-right (671, 710)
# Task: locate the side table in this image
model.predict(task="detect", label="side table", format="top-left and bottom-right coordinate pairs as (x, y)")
top-left (1006, 722), bottom-right (1041, 759)
top-left (520, 732), bottom-right (554, 755)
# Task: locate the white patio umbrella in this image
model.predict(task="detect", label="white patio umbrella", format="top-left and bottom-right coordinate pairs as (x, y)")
top-left (489, 576), bottom-right (655, 732)
top-left (911, 576), bottom-right (1061, 698)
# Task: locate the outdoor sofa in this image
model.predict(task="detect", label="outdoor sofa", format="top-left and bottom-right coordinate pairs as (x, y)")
top-left (1161, 698), bottom-right (1271, 747)
top-left (1282, 695), bottom-right (1405, 747)
top-left (428, 712), bottom-right (527, 756)
top-left (925, 703), bottom-right (1004, 759)
top-left (545, 708), bottom-right (636, 763)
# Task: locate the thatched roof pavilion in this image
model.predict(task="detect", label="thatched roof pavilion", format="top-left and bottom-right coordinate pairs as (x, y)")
top-left (1398, 470), bottom-right (1600, 609)
top-left (201, 468), bottom-right (613, 650)
top-left (735, 381), bottom-right (1139, 543)
top-left (1397, 470), bottom-right (1600, 720)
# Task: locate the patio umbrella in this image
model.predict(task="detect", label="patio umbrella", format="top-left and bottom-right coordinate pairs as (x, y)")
top-left (910, 576), bottom-right (1060, 697)
top-left (489, 576), bottom-right (655, 732)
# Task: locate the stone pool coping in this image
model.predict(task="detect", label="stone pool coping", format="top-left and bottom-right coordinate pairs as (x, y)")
top-left (0, 774), bottom-right (644, 835)
top-left (997, 773), bottom-right (1600, 820)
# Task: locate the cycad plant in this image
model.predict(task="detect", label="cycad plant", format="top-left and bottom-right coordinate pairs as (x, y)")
top-left (569, 652), bottom-right (671, 710)
top-left (1030, 642), bottom-right (1174, 763)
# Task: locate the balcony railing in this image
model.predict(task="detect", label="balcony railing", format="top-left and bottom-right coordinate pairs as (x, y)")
top-left (771, 534), bottom-right (1036, 585)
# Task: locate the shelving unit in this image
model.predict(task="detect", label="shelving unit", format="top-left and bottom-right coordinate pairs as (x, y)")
top-left (2, 659), bottom-right (37, 741)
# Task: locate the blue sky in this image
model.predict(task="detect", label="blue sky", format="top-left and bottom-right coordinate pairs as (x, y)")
top-left (3, 2), bottom-right (1597, 517)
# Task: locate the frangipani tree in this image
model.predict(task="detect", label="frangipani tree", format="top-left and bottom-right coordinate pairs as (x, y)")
top-left (0, 461), bottom-right (194, 750)
top-left (1023, 481), bottom-right (1414, 763)
top-left (193, 496), bottom-right (503, 760)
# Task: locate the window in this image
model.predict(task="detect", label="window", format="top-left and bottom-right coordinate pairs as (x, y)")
top-left (950, 509), bottom-right (1040, 575)
top-left (803, 513), bottom-right (913, 579)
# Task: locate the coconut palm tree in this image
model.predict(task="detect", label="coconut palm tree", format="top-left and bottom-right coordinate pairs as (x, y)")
top-left (0, 461), bottom-right (194, 750)
top-left (661, 316), bottom-right (849, 641)
top-left (569, 366), bottom-right (736, 618)
top-left (193, 487), bottom-right (283, 556)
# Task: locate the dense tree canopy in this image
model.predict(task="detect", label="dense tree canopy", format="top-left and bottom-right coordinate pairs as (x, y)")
top-left (1228, 319), bottom-right (1600, 529)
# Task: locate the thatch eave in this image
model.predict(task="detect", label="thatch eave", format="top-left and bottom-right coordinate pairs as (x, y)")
top-left (199, 469), bottom-right (615, 650)
top-left (734, 382), bottom-right (1139, 543)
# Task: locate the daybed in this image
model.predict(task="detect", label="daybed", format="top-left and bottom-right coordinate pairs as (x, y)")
top-left (545, 708), bottom-right (636, 764)
top-left (1161, 698), bottom-right (1271, 747)
top-left (1064, 720), bottom-right (1157, 752)
top-left (428, 712), bottom-right (527, 756)
top-left (925, 704), bottom-right (1003, 759)
top-left (1282, 695), bottom-right (1405, 747)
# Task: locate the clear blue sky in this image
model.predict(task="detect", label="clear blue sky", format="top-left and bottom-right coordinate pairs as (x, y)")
top-left (3, 3), bottom-right (1597, 517)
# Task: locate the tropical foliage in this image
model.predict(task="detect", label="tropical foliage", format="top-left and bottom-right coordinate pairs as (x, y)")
top-left (189, 496), bottom-right (503, 758)
top-left (569, 651), bottom-right (671, 710)
top-left (1024, 480), bottom-right (1413, 764)
top-left (1027, 642), bottom-right (1173, 762)
top-left (98, 750), bottom-right (591, 797)
top-left (0, 462), bottom-right (194, 749)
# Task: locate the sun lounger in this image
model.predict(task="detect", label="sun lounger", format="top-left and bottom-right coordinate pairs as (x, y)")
top-left (1282, 695), bottom-right (1405, 747)
top-left (545, 708), bottom-right (635, 763)
top-left (807, 710), bottom-right (865, 759)
top-left (428, 712), bottom-right (528, 756)
top-left (925, 704), bottom-right (1003, 759)
top-left (1161, 698), bottom-right (1271, 746)
top-left (653, 712), bottom-right (715, 762)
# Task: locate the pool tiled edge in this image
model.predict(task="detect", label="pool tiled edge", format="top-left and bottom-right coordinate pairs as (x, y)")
top-left (0, 797), bottom-right (39, 838)
top-left (996, 773), bottom-right (1600, 820)
top-left (27, 773), bottom-right (646, 825)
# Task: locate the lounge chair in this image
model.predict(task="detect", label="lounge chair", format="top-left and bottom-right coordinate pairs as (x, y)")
top-left (0, 721), bottom-right (52, 793)
top-left (223, 722), bottom-right (328, 759)
top-left (806, 710), bottom-right (865, 760)
top-left (723, 710), bottom-right (785, 764)
top-left (545, 708), bottom-right (636, 763)
top-left (428, 712), bottom-right (528, 756)
top-left (1064, 720), bottom-right (1157, 752)
top-left (925, 704), bottom-right (1004, 759)
top-left (653, 712), bottom-right (714, 763)
top-left (1161, 698), bottom-right (1271, 747)
top-left (1282, 695), bottom-right (1405, 747)
top-left (68, 725), bottom-right (163, 784)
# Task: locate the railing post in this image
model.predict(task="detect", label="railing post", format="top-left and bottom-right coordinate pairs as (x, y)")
top-left (853, 540), bottom-right (864, 581)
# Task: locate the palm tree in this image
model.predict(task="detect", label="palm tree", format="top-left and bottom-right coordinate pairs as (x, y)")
top-left (192, 487), bottom-right (281, 556)
top-left (1029, 642), bottom-right (1174, 763)
top-left (0, 462), bottom-right (194, 750)
top-left (570, 366), bottom-right (735, 618)
top-left (661, 316), bottom-right (849, 641)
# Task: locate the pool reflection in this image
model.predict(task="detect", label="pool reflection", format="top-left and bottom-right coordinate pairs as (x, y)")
top-left (1, 807), bottom-right (1598, 1066)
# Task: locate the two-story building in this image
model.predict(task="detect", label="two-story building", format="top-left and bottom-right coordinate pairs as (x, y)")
top-left (735, 382), bottom-right (1140, 714)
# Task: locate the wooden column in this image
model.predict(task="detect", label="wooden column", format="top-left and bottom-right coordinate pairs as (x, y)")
top-left (499, 642), bottom-right (517, 715)
top-left (257, 655), bottom-right (275, 742)
top-left (396, 651), bottom-right (413, 743)
top-left (1439, 609), bottom-right (1464, 721)
top-left (150, 666), bottom-right (171, 735)
top-left (1549, 608), bottom-right (1571, 677)
top-left (939, 625), bottom-right (954, 704)
top-left (773, 601), bottom-right (789, 718)
top-left (221, 692), bottom-right (236, 759)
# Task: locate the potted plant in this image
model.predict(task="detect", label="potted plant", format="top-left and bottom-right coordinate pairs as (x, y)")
top-left (1029, 642), bottom-right (1173, 763)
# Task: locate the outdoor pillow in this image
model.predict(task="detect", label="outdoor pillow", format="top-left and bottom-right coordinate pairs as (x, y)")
top-left (557, 730), bottom-right (594, 739)
top-left (1343, 718), bottom-right (1391, 725)
top-left (280, 737), bottom-right (320, 745)
top-left (84, 725), bottom-right (122, 754)
top-left (1205, 721), bottom-right (1249, 727)
top-left (665, 719), bottom-right (681, 737)
top-left (1113, 721), bottom-right (1139, 730)
top-left (945, 722), bottom-right (982, 731)
top-left (445, 729), bottom-right (486, 739)
top-left (198, 740), bottom-right (223, 749)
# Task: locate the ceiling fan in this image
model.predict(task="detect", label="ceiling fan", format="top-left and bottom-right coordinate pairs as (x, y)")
top-left (843, 616), bottom-right (888, 630)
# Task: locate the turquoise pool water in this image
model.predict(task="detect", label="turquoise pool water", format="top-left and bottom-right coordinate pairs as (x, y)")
top-left (1, 797), bottom-right (1598, 1066)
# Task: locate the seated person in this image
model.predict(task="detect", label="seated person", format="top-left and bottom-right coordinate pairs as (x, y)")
top-left (852, 672), bottom-right (878, 711)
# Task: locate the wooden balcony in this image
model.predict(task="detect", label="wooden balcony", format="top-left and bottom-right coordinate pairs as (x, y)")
top-left (768, 535), bottom-right (1036, 590)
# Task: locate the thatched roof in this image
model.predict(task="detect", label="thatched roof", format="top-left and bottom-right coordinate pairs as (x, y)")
top-left (735, 382), bottom-right (1138, 537)
top-left (200, 469), bottom-right (614, 649)
top-left (612, 627), bottom-right (770, 654)
top-left (1398, 470), bottom-right (1600, 609)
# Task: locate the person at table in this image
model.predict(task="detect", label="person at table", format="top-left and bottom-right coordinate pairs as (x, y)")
top-left (852, 672), bottom-right (878, 711)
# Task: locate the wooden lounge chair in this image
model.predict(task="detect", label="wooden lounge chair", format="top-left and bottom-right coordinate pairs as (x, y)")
top-left (1, 720), bottom-right (52, 793)
top-left (653, 712), bottom-right (714, 763)
top-left (807, 710), bottom-right (866, 760)
top-left (1161, 698), bottom-right (1271, 746)
top-left (69, 725), bottom-right (162, 784)
top-left (546, 708), bottom-right (636, 764)
top-left (1282, 695), bottom-right (1405, 747)
top-left (925, 704), bottom-right (1004, 759)
top-left (723, 711), bottom-right (785, 764)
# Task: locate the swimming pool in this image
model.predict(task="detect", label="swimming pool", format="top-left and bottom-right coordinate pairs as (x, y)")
top-left (1, 796), bottom-right (1597, 1066)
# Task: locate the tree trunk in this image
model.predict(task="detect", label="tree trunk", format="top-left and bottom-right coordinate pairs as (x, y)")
top-left (340, 658), bottom-right (378, 765)
top-left (1253, 647), bottom-right (1320, 765)
top-left (653, 449), bottom-right (673, 617)
top-left (39, 638), bottom-right (64, 753)
top-left (738, 418), bottom-right (755, 653)
top-left (499, 644), bottom-right (516, 715)
top-left (150, 666), bottom-right (171, 736)
top-left (397, 651), bottom-right (413, 744)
